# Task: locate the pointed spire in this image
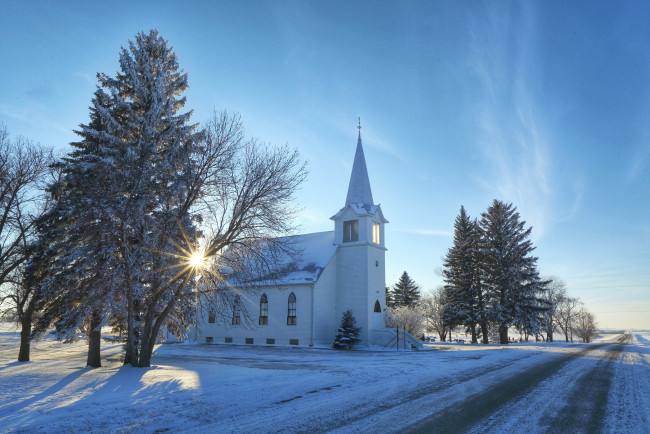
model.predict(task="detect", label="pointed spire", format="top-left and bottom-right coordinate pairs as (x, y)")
top-left (345, 120), bottom-right (374, 206)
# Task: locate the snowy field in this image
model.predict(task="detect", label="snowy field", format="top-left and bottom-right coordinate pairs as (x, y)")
top-left (0, 324), bottom-right (648, 433)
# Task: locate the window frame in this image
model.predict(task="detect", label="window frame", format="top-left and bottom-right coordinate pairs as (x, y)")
top-left (232, 295), bottom-right (241, 326)
top-left (259, 294), bottom-right (268, 325)
top-left (343, 220), bottom-right (359, 243)
top-left (287, 292), bottom-right (297, 325)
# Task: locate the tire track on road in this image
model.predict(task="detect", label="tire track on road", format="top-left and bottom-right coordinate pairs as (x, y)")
top-left (314, 351), bottom-right (541, 433)
top-left (542, 336), bottom-right (627, 433)
top-left (405, 340), bottom-right (622, 433)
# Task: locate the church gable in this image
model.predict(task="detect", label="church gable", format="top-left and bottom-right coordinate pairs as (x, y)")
top-left (330, 203), bottom-right (388, 222)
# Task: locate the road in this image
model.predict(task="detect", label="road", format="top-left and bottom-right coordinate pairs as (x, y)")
top-left (406, 335), bottom-right (627, 433)
top-left (386, 334), bottom-right (649, 433)
top-left (329, 334), bottom-right (648, 434)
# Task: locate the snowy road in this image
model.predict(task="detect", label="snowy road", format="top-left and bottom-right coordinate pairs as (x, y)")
top-left (409, 335), bottom-right (635, 433)
top-left (0, 327), bottom-right (648, 433)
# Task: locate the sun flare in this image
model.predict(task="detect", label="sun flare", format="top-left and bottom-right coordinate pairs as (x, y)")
top-left (189, 251), bottom-right (205, 268)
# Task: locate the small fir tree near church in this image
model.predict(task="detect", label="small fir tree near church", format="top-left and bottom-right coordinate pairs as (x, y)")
top-left (389, 271), bottom-right (421, 307)
top-left (333, 310), bottom-right (362, 349)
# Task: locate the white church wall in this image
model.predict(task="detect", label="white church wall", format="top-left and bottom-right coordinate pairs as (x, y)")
top-left (333, 219), bottom-right (343, 245)
top-left (197, 285), bottom-right (314, 346)
top-left (312, 254), bottom-right (338, 346)
top-left (361, 217), bottom-right (373, 244)
top-left (366, 244), bottom-right (387, 332)
top-left (335, 244), bottom-right (370, 345)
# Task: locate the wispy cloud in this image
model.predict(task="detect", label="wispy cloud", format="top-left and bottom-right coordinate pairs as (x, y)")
top-left (322, 114), bottom-right (406, 161)
top-left (0, 103), bottom-right (70, 136)
top-left (468, 3), bottom-right (554, 240)
top-left (74, 71), bottom-right (96, 86)
top-left (557, 176), bottom-right (584, 221)
top-left (625, 143), bottom-right (650, 183)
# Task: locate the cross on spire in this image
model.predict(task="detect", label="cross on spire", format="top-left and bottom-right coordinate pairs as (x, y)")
top-left (357, 117), bottom-right (362, 137)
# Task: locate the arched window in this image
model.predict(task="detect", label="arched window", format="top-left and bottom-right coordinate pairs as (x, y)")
top-left (374, 300), bottom-right (381, 313)
top-left (259, 294), bottom-right (268, 325)
top-left (287, 292), bottom-right (297, 325)
top-left (232, 295), bottom-right (241, 325)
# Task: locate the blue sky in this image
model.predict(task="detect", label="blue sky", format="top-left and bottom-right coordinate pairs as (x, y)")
top-left (1, 1), bottom-right (648, 329)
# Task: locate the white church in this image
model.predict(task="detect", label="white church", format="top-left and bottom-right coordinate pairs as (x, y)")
top-left (196, 130), bottom-right (420, 349)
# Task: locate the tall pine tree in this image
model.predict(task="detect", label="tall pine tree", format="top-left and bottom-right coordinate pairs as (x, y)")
top-left (36, 30), bottom-right (202, 367)
top-left (479, 200), bottom-right (548, 344)
top-left (442, 206), bottom-right (486, 343)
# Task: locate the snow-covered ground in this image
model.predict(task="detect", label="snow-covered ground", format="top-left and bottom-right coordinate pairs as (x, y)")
top-left (0, 324), bottom-right (648, 433)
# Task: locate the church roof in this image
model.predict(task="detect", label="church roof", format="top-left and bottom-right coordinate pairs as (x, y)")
top-left (330, 203), bottom-right (388, 222)
top-left (345, 133), bottom-right (374, 207)
top-left (238, 231), bottom-right (337, 287)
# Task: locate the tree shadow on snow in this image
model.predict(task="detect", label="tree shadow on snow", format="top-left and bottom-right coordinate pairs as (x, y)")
top-left (0, 366), bottom-right (90, 415)
top-left (0, 361), bottom-right (25, 372)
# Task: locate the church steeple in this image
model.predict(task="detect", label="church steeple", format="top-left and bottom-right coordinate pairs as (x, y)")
top-left (345, 123), bottom-right (374, 206)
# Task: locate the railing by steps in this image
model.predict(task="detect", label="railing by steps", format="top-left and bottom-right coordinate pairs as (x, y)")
top-left (370, 328), bottom-right (424, 350)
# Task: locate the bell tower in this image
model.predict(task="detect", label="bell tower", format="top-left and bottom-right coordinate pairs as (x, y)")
top-left (331, 121), bottom-right (388, 345)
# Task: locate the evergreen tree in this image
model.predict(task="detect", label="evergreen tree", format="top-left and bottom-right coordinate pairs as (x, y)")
top-left (442, 206), bottom-right (485, 343)
top-left (333, 309), bottom-right (361, 349)
top-left (390, 271), bottom-right (421, 307)
top-left (385, 286), bottom-right (395, 308)
top-left (479, 200), bottom-right (548, 344)
top-left (34, 30), bottom-right (202, 367)
top-left (34, 30), bottom-right (307, 367)
top-left (471, 219), bottom-right (490, 344)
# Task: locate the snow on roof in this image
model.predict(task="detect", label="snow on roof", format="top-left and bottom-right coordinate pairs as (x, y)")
top-left (245, 231), bottom-right (337, 287)
top-left (330, 202), bottom-right (388, 223)
top-left (331, 202), bottom-right (379, 220)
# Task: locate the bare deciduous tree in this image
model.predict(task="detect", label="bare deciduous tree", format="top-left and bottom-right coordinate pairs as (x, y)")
top-left (555, 295), bottom-right (582, 343)
top-left (574, 308), bottom-right (598, 343)
top-left (0, 126), bottom-right (53, 362)
top-left (421, 287), bottom-right (449, 341)
top-left (541, 276), bottom-right (567, 342)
